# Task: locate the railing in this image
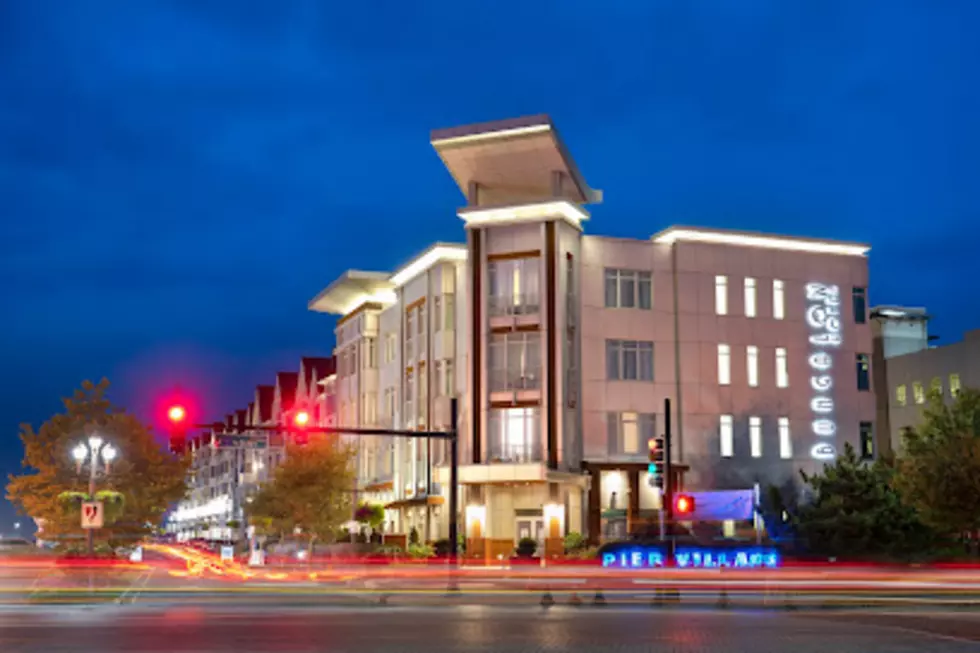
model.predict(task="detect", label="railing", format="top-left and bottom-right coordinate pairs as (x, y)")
top-left (489, 370), bottom-right (542, 392)
top-left (489, 293), bottom-right (540, 317)
top-left (487, 440), bottom-right (543, 464)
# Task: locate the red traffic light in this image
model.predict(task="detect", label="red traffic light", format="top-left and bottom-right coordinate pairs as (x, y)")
top-left (293, 410), bottom-right (311, 428)
top-left (675, 494), bottom-right (695, 515)
top-left (167, 405), bottom-right (187, 424)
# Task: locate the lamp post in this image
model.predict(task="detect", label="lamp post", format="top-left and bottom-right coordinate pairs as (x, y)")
top-left (72, 435), bottom-right (118, 555)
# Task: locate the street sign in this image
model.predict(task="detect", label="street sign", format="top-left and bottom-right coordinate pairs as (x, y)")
top-left (80, 501), bottom-right (104, 529)
top-left (220, 545), bottom-right (234, 561)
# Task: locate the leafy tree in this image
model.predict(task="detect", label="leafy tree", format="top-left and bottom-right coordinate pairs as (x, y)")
top-left (248, 438), bottom-right (354, 556)
top-left (895, 388), bottom-right (980, 540)
top-left (796, 443), bottom-right (940, 560)
top-left (354, 503), bottom-right (385, 532)
top-left (6, 379), bottom-right (188, 547)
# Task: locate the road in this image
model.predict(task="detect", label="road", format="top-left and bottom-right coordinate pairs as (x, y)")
top-left (1, 605), bottom-right (979, 652)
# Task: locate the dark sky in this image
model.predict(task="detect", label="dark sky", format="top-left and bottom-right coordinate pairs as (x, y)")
top-left (1, 1), bottom-right (978, 530)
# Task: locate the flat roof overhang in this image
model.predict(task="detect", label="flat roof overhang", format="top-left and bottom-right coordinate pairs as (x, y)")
top-left (431, 114), bottom-right (602, 206)
top-left (308, 270), bottom-right (395, 315)
top-left (652, 226), bottom-right (870, 257)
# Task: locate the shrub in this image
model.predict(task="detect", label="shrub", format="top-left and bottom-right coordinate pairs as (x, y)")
top-left (515, 537), bottom-right (537, 558)
top-left (409, 527), bottom-right (420, 546)
top-left (563, 532), bottom-right (586, 553)
top-left (433, 538), bottom-right (452, 557)
top-left (408, 543), bottom-right (433, 559)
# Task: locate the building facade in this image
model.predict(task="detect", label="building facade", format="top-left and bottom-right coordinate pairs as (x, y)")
top-left (309, 114), bottom-right (876, 553)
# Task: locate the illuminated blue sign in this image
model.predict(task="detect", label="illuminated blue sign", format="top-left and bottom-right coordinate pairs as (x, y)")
top-left (601, 546), bottom-right (780, 569)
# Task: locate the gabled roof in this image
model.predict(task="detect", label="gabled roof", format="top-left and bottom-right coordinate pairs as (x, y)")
top-left (246, 402), bottom-right (255, 427)
top-left (275, 372), bottom-right (299, 413)
top-left (255, 386), bottom-right (275, 423)
top-left (301, 356), bottom-right (336, 387)
top-left (234, 409), bottom-right (248, 430)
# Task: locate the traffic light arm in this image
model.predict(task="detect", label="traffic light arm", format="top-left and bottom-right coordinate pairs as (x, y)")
top-left (184, 423), bottom-right (456, 440)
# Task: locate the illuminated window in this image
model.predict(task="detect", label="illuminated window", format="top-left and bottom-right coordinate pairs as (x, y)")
top-left (773, 279), bottom-right (785, 320)
top-left (749, 416), bottom-right (762, 458)
top-left (913, 381), bottom-right (925, 404)
top-left (778, 417), bottom-right (791, 459)
top-left (607, 412), bottom-right (656, 456)
top-left (859, 422), bottom-right (874, 460)
top-left (715, 275), bottom-right (728, 315)
top-left (490, 332), bottom-right (541, 391)
top-left (488, 258), bottom-right (539, 316)
top-left (852, 287), bottom-right (867, 324)
top-left (720, 415), bottom-right (734, 457)
top-left (950, 374), bottom-right (961, 397)
top-left (895, 385), bottom-right (907, 406)
top-left (930, 377), bottom-right (943, 396)
top-left (855, 354), bottom-right (870, 391)
top-left (744, 278), bottom-right (757, 318)
top-left (488, 407), bottom-right (540, 462)
top-left (776, 348), bottom-right (789, 388)
top-left (718, 344), bottom-right (731, 386)
top-left (747, 346), bottom-right (759, 387)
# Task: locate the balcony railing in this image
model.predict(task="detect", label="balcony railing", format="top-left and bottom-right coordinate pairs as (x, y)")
top-left (487, 440), bottom-right (543, 464)
top-left (489, 370), bottom-right (541, 392)
top-left (489, 293), bottom-right (540, 317)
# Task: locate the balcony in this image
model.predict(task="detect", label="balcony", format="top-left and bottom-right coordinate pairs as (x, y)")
top-left (489, 370), bottom-right (541, 392)
top-left (487, 439), bottom-right (543, 464)
top-left (489, 293), bottom-right (540, 317)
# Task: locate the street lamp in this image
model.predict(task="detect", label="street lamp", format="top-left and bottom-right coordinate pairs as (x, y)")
top-left (72, 434), bottom-right (118, 555)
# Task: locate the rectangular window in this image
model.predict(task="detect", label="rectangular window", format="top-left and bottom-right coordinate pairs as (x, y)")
top-left (744, 278), bottom-right (757, 318)
top-left (720, 415), bottom-right (734, 458)
top-left (444, 295), bottom-right (455, 330)
top-left (433, 296), bottom-right (442, 332)
top-left (856, 354), bottom-right (870, 391)
top-left (489, 333), bottom-right (542, 391)
top-left (773, 279), bottom-right (785, 320)
top-left (715, 275), bottom-right (728, 315)
top-left (604, 269), bottom-right (652, 309)
top-left (896, 384), bottom-right (907, 406)
top-left (718, 344), bottom-right (731, 386)
top-left (778, 417), bottom-right (791, 459)
top-left (749, 416), bottom-right (762, 458)
top-left (747, 346), bottom-right (759, 387)
top-left (607, 412), bottom-right (656, 456)
top-left (364, 338), bottom-right (376, 369)
top-left (606, 340), bottom-right (654, 381)
top-left (859, 422), bottom-right (874, 460)
top-left (775, 347), bottom-right (789, 388)
top-left (444, 359), bottom-right (455, 396)
top-left (930, 376), bottom-right (943, 396)
top-left (913, 381), bottom-right (925, 404)
top-left (488, 407), bottom-right (540, 462)
top-left (950, 373), bottom-right (961, 397)
top-left (852, 287), bottom-right (867, 324)
top-left (489, 259), bottom-right (539, 316)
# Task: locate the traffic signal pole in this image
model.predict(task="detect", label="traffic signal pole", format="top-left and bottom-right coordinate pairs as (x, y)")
top-left (664, 397), bottom-right (675, 564)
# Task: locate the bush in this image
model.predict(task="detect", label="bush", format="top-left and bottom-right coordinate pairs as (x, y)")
top-left (433, 538), bottom-right (452, 557)
top-left (564, 532), bottom-right (586, 553)
top-left (408, 543), bottom-right (433, 559)
top-left (567, 545), bottom-right (599, 560)
top-left (374, 544), bottom-right (403, 556)
top-left (409, 527), bottom-right (420, 546)
top-left (515, 537), bottom-right (537, 558)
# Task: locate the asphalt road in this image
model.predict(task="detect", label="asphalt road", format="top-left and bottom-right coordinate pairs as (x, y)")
top-left (1, 606), bottom-right (979, 652)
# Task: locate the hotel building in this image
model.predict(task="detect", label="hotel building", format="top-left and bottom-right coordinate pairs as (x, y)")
top-left (310, 115), bottom-right (875, 554)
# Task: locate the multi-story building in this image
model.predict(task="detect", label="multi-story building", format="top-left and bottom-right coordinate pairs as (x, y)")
top-left (310, 114), bottom-right (876, 552)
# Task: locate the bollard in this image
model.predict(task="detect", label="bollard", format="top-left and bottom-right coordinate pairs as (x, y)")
top-left (717, 586), bottom-right (730, 609)
top-left (568, 592), bottom-right (582, 607)
top-left (540, 587), bottom-right (555, 607)
top-left (593, 590), bottom-right (606, 606)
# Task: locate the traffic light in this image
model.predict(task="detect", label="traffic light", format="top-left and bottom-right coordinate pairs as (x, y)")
top-left (647, 436), bottom-right (665, 490)
top-left (675, 494), bottom-right (695, 515)
top-left (167, 404), bottom-right (188, 454)
top-left (292, 410), bottom-right (311, 446)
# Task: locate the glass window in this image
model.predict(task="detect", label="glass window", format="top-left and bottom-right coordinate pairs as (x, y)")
top-left (856, 354), bottom-right (870, 391)
top-left (445, 295), bottom-right (455, 330)
top-left (489, 333), bottom-right (541, 391)
top-left (488, 407), bottom-right (540, 462)
top-left (715, 275), bottom-right (728, 315)
top-left (895, 384), bottom-right (907, 406)
top-left (620, 273), bottom-right (636, 308)
top-left (720, 415), bottom-right (734, 458)
top-left (489, 259), bottom-right (539, 316)
top-left (747, 346), bottom-right (759, 387)
top-left (776, 347), bottom-right (789, 388)
top-left (778, 417), bottom-right (791, 459)
top-left (930, 377), bottom-right (943, 396)
top-left (604, 269), bottom-right (652, 309)
top-left (950, 374), bottom-right (961, 397)
top-left (773, 279), bottom-right (785, 320)
top-left (852, 287), bottom-right (867, 324)
top-left (444, 359), bottom-right (454, 396)
top-left (604, 269), bottom-right (618, 308)
top-left (621, 412), bottom-right (639, 454)
top-left (749, 416), bottom-right (762, 458)
top-left (859, 422), bottom-right (874, 460)
top-left (433, 297), bottom-right (442, 332)
top-left (744, 278), bottom-right (757, 318)
top-left (608, 412), bottom-right (656, 456)
top-left (718, 344), bottom-right (731, 386)
top-left (638, 272), bottom-right (652, 309)
top-left (606, 340), bottom-right (654, 381)
top-left (913, 381), bottom-right (925, 404)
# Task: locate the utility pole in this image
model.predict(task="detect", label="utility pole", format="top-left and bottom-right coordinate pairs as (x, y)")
top-left (663, 397), bottom-right (675, 563)
top-left (448, 398), bottom-right (459, 560)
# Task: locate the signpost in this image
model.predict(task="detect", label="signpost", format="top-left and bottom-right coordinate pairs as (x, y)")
top-left (80, 501), bottom-right (104, 529)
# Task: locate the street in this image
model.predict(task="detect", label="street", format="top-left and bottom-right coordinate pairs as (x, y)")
top-left (1, 605), bottom-right (978, 652)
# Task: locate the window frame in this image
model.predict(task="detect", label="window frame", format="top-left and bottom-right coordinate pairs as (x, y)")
top-left (718, 344), bottom-right (731, 386)
top-left (719, 415), bottom-right (734, 458)
top-left (773, 279), bottom-right (785, 320)
top-left (749, 416), bottom-right (762, 458)
top-left (775, 347), bottom-right (789, 388)
top-left (744, 277), bottom-right (757, 318)
top-left (715, 275), bottom-right (729, 315)
top-left (778, 417), bottom-right (791, 459)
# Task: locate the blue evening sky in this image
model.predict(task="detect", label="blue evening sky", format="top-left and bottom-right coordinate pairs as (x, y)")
top-left (1, 1), bottom-right (978, 530)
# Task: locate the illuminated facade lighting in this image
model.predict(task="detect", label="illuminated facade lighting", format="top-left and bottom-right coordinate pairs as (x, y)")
top-left (390, 245), bottom-right (468, 288)
top-left (431, 123), bottom-right (551, 148)
top-left (458, 200), bottom-right (589, 229)
top-left (652, 228), bottom-right (870, 257)
top-left (805, 282), bottom-right (843, 461)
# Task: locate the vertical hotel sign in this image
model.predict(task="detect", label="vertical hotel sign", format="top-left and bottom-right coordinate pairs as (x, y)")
top-left (805, 283), bottom-right (841, 461)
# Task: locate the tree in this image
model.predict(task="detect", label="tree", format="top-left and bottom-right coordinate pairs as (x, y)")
top-left (895, 388), bottom-right (980, 540)
top-left (355, 502), bottom-right (385, 539)
top-left (795, 443), bottom-right (940, 560)
top-left (6, 379), bottom-right (188, 548)
top-left (248, 438), bottom-right (354, 556)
